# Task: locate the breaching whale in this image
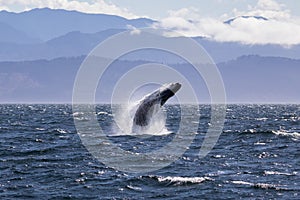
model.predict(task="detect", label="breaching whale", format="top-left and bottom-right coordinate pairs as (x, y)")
top-left (133, 82), bottom-right (181, 127)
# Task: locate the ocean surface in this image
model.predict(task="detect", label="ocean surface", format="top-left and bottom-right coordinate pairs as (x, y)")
top-left (0, 104), bottom-right (299, 199)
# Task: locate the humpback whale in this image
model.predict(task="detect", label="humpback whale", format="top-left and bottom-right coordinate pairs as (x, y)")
top-left (133, 83), bottom-right (181, 127)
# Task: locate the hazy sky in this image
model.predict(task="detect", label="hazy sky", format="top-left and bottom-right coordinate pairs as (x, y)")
top-left (0, 0), bottom-right (299, 19)
top-left (0, 0), bottom-right (300, 45)
top-left (107, 0), bottom-right (300, 19)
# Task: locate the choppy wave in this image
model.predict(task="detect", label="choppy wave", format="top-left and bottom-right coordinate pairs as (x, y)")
top-left (226, 129), bottom-right (300, 140)
top-left (264, 170), bottom-right (297, 176)
top-left (272, 130), bottom-right (300, 138)
top-left (231, 180), bottom-right (291, 191)
top-left (55, 128), bottom-right (68, 134)
top-left (147, 175), bottom-right (213, 185)
top-left (126, 185), bottom-right (142, 191)
top-left (1, 104), bottom-right (299, 199)
top-left (97, 111), bottom-right (109, 115)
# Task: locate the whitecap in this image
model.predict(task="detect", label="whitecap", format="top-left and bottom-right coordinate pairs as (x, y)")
top-left (254, 142), bottom-right (266, 145)
top-left (232, 180), bottom-right (252, 185)
top-left (75, 178), bottom-right (85, 183)
top-left (232, 180), bottom-right (287, 190)
top-left (256, 117), bottom-right (268, 121)
top-left (11, 121), bottom-right (24, 126)
top-left (272, 130), bottom-right (300, 138)
top-left (56, 128), bottom-right (68, 134)
top-left (254, 183), bottom-right (284, 190)
top-left (156, 176), bottom-right (212, 184)
top-left (126, 185), bottom-right (142, 191)
top-left (264, 171), bottom-right (297, 176)
top-left (97, 111), bottom-right (108, 115)
top-left (72, 112), bottom-right (84, 117)
top-left (248, 129), bottom-right (256, 133)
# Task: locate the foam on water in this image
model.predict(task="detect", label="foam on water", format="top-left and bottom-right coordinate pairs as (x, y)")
top-left (264, 171), bottom-right (297, 176)
top-left (231, 180), bottom-right (289, 191)
top-left (55, 128), bottom-right (68, 134)
top-left (272, 130), bottom-right (300, 139)
top-left (112, 103), bottom-right (171, 137)
top-left (157, 176), bottom-right (212, 184)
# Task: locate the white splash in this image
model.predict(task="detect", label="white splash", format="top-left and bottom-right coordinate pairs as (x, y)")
top-left (112, 103), bottom-right (170, 136)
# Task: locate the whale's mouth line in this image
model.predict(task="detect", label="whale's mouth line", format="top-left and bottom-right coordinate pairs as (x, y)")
top-left (132, 82), bottom-right (181, 128)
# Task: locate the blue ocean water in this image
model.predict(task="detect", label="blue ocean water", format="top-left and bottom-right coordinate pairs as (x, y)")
top-left (0, 104), bottom-right (299, 199)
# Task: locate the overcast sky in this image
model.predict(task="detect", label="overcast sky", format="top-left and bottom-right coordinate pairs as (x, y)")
top-left (0, 0), bottom-right (300, 45)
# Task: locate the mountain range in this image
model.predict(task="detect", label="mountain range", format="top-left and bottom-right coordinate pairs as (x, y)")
top-left (0, 8), bottom-right (299, 103)
top-left (1, 28), bottom-right (300, 62)
top-left (0, 55), bottom-right (299, 103)
top-left (0, 8), bottom-right (153, 42)
top-left (0, 9), bottom-right (300, 62)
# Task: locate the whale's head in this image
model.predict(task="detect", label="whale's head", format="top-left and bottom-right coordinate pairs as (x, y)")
top-left (167, 82), bottom-right (181, 93)
top-left (159, 82), bottom-right (181, 106)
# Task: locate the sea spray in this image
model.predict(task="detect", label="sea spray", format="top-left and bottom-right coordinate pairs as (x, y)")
top-left (111, 103), bottom-right (170, 137)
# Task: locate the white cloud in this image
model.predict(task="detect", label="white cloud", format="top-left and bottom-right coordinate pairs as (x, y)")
top-left (257, 0), bottom-right (283, 11)
top-left (0, 5), bottom-right (8, 11)
top-left (155, 0), bottom-right (300, 46)
top-left (235, 0), bottom-right (290, 20)
top-left (127, 25), bottom-right (141, 35)
top-left (0, 0), bottom-right (138, 19)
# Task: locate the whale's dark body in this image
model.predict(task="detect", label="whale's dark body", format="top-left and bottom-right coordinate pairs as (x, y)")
top-left (133, 83), bottom-right (181, 127)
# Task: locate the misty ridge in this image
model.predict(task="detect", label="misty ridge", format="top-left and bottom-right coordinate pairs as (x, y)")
top-left (0, 8), bottom-right (299, 103)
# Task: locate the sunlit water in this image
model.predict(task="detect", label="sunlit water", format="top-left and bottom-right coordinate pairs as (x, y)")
top-left (0, 104), bottom-right (299, 199)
